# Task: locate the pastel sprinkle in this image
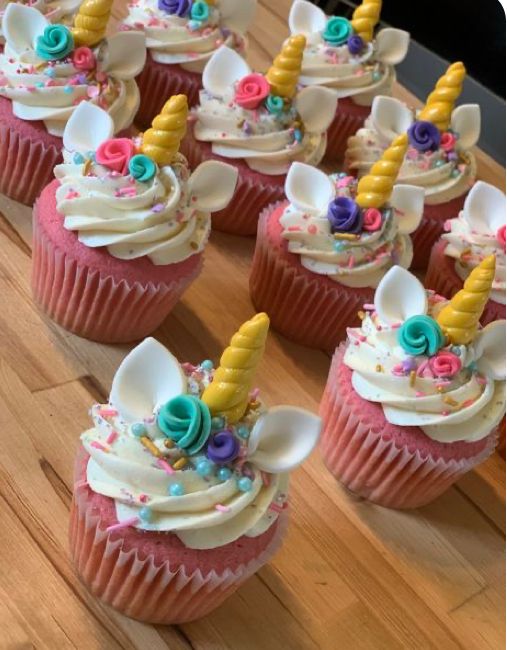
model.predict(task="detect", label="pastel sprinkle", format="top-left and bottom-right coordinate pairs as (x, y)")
top-left (98, 408), bottom-right (118, 417)
top-left (106, 516), bottom-right (139, 533)
top-left (215, 504), bottom-right (231, 513)
top-left (157, 458), bottom-right (175, 475)
top-left (90, 441), bottom-right (109, 452)
top-left (106, 431), bottom-right (118, 444)
top-left (363, 304), bottom-right (375, 310)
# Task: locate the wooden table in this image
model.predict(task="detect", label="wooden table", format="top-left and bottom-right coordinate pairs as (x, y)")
top-left (0, 1), bottom-right (505, 648)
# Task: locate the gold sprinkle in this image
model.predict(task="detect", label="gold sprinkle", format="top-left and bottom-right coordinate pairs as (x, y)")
top-left (190, 241), bottom-right (199, 250)
top-left (409, 370), bottom-right (416, 387)
top-left (443, 396), bottom-right (458, 407)
top-left (437, 386), bottom-right (444, 393)
top-left (375, 364), bottom-right (383, 373)
top-left (83, 158), bottom-right (92, 176)
top-left (164, 438), bottom-right (175, 449)
top-left (172, 457), bottom-right (188, 471)
top-left (334, 232), bottom-right (360, 241)
top-left (140, 436), bottom-right (162, 458)
top-left (358, 311), bottom-right (366, 321)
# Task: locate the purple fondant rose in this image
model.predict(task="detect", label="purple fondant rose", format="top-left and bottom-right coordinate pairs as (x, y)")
top-left (206, 431), bottom-right (240, 464)
top-left (158, 0), bottom-right (192, 16)
top-left (347, 35), bottom-right (364, 55)
top-left (408, 120), bottom-right (441, 152)
top-left (327, 196), bottom-right (363, 234)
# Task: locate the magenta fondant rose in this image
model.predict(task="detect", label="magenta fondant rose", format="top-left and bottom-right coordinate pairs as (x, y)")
top-left (96, 138), bottom-right (136, 175)
top-left (440, 132), bottom-right (457, 152)
top-left (72, 46), bottom-right (96, 71)
top-left (496, 225), bottom-right (506, 252)
top-left (362, 208), bottom-right (382, 232)
top-left (428, 351), bottom-right (462, 378)
top-left (235, 73), bottom-right (271, 110)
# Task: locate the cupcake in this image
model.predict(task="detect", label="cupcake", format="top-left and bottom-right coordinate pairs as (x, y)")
top-left (0, 2), bottom-right (146, 205)
top-left (249, 132), bottom-right (424, 350)
top-left (69, 313), bottom-right (321, 624)
top-left (346, 62), bottom-right (480, 270)
top-left (32, 96), bottom-right (238, 342)
top-left (181, 39), bottom-right (337, 235)
top-left (426, 181), bottom-right (506, 325)
top-left (123, 0), bottom-right (257, 128)
top-left (320, 260), bottom-right (506, 509)
top-left (288, 0), bottom-right (409, 161)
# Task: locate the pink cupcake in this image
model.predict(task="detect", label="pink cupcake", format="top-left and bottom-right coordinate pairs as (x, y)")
top-left (320, 261), bottom-right (506, 509)
top-left (249, 133), bottom-right (424, 351)
top-left (346, 62), bottom-right (480, 270)
top-left (426, 181), bottom-right (506, 325)
top-left (287, 0), bottom-right (409, 161)
top-left (123, 0), bottom-right (257, 128)
top-left (69, 314), bottom-right (321, 623)
top-left (0, 2), bottom-right (146, 205)
top-left (32, 97), bottom-right (238, 342)
top-left (181, 39), bottom-right (337, 235)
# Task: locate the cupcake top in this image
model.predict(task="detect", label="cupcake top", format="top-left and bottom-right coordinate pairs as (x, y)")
top-left (343, 262), bottom-right (506, 443)
top-left (191, 40), bottom-right (337, 175)
top-left (0, 0), bottom-right (80, 45)
top-left (288, 0), bottom-right (409, 105)
top-left (442, 181), bottom-right (506, 305)
top-left (346, 63), bottom-right (480, 205)
top-left (280, 133), bottom-right (424, 288)
top-left (122, 0), bottom-right (256, 72)
top-left (80, 313), bottom-right (321, 549)
top-left (54, 97), bottom-right (237, 265)
top-left (0, 2), bottom-right (146, 136)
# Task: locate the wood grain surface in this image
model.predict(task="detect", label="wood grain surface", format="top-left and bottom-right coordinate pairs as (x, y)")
top-left (0, 1), bottom-right (504, 648)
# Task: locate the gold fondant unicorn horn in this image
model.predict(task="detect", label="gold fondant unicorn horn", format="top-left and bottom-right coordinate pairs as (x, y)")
top-left (72, 0), bottom-right (114, 48)
top-left (265, 34), bottom-right (306, 99)
top-left (418, 62), bottom-right (466, 132)
top-left (351, 0), bottom-right (382, 42)
top-left (355, 132), bottom-right (408, 209)
top-left (201, 313), bottom-right (270, 424)
top-left (141, 94), bottom-right (188, 166)
top-left (437, 255), bottom-right (496, 345)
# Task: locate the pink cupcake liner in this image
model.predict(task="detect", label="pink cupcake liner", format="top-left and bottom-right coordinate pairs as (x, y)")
top-left (135, 54), bottom-right (202, 130)
top-left (411, 193), bottom-right (468, 271)
top-left (249, 202), bottom-right (373, 351)
top-left (319, 346), bottom-right (498, 509)
top-left (426, 240), bottom-right (505, 326)
top-left (181, 132), bottom-right (286, 236)
top-left (69, 448), bottom-right (287, 624)
top-left (324, 98), bottom-right (371, 162)
top-left (0, 96), bottom-right (62, 205)
top-left (32, 186), bottom-right (202, 343)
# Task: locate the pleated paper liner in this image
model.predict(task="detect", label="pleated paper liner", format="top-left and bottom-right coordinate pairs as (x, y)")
top-left (70, 448), bottom-right (288, 624)
top-left (181, 132), bottom-right (286, 236)
top-left (32, 197), bottom-right (202, 344)
top-left (135, 54), bottom-right (202, 130)
top-left (324, 98), bottom-right (371, 163)
top-left (249, 202), bottom-right (373, 351)
top-left (319, 346), bottom-right (498, 509)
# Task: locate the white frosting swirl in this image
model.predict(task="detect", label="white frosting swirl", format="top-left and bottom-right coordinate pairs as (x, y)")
top-left (0, 0), bottom-right (80, 45)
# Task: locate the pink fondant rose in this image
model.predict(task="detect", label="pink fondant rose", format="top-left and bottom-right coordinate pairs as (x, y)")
top-left (496, 225), bottom-right (506, 252)
top-left (428, 351), bottom-right (462, 378)
top-left (234, 73), bottom-right (270, 110)
top-left (362, 208), bottom-right (382, 232)
top-left (96, 138), bottom-right (136, 175)
top-left (72, 47), bottom-right (96, 71)
top-left (440, 132), bottom-right (457, 152)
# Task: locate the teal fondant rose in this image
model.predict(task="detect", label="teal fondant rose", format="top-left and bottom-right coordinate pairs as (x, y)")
top-left (323, 17), bottom-right (353, 47)
top-left (128, 154), bottom-right (157, 182)
top-left (36, 24), bottom-right (74, 61)
top-left (158, 395), bottom-right (211, 455)
top-left (265, 94), bottom-right (285, 115)
top-left (398, 315), bottom-right (446, 357)
top-left (190, 0), bottom-right (209, 22)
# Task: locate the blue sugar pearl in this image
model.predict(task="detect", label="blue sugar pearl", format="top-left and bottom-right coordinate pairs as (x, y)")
top-left (334, 241), bottom-right (345, 252)
top-left (372, 71), bottom-right (382, 82)
top-left (294, 129), bottom-right (303, 143)
top-left (451, 346), bottom-right (462, 356)
top-left (451, 169), bottom-right (461, 178)
top-left (237, 476), bottom-right (253, 492)
top-left (63, 86), bottom-right (73, 94)
top-left (169, 482), bottom-right (185, 497)
top-left (139, 506), bottom-right (153, 522)
top-left (35, 82), bottom-right (44, 88)
top-left (201, 359), bottom-right (213, 371)
top-left (338, 172), bottom-right (347, 178)
top-left (86, 151), bottom-right (96, 162)
top-left (211, 416), bottom-right (225, 430)
top-left (196, 459), bottom-right (214, 477)
top-left (237, 425), bottom-right (249, 440)
top-left (132, 422), bottom-right (147, 437)
top-left (434, 160), bottom-right (445, 168)
top-left (45, 68), bottom-right (56, 77)
top-left (73, 152), bottom-right (85, 164)
top-left (217, 467), bottom-right (232, 481)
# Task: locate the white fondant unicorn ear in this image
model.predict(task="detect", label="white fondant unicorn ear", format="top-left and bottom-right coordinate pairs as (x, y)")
top-left (288, 0), bottom-right (327, 39)
top-left (203, 46), bottom-right (251, 97)
top-left (3, 4), bottom-right (49, 54)
top-left (294, 86), bottom-right (337, 132)
top-left (390, 184), bottom-right (425, 235)
top-left (63, 101), bottom-right (114, 154)
top-left (220, 0), bottom-right (257, 33)
top-left (110, 338), bottom-right (186, 423)
top-left (101, 32), bottom-right (147, 79)
top-left (473, 320), bottom-right (506, 380)
top-left (463, 181), bottom-right (506, 234)
top-left (189, 161), bottom-right (239, 212)
top-left (247, 406), bottom-right (321, 473)
top-left (375, 28), bottom-right (410, 65)
top-left (285, 162), bottom-right (334, 213)
top-left (371, 96), bottom-right (413, 141)
top-left (451, 104), bottom-right (481, 150)
top-left (374, 266), bottom-right (428, 324)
